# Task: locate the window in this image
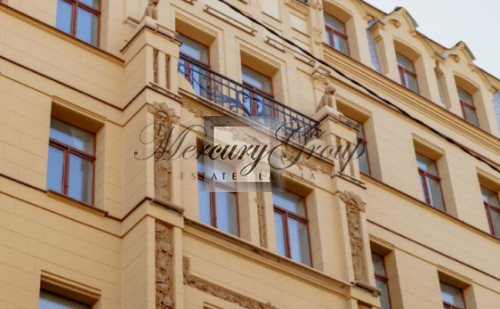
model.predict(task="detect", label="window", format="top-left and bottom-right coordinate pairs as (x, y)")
top-left (481, 186), bottom-right (500, 238)
top-left (457, 87), bottom-right (479, 127)
top-left (324, 14), bottom-right (349, 56)
top-left (56, 0), bottom-right (100, 46)
top-left (273, 186), bottom-right (311, 266)
top-left (178, 34), bottom-right (211, 99)
top-left (198, 158), bottom-right (239, 236)
top-left (241, 65), bottom-right (275, 117)
top-left (396, 53), bottom-right (419, 93)
top-left (372, 253), bottom-right (392, 309)
top-left (346, 118), bottom-right (371, 175)
top-left (39, 290), bottom-right (91, 309)
top-left (47, 118), bottom-right (95, 205)
top-left (440, 282), bottom-right (465, 309)
top-left (416, 153), bottom-right (445, 211)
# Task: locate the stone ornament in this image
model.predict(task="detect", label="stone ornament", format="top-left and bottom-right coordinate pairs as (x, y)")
top-left (312, 27), bottom-right (323, 45)
top-left (147, 102), bottom-right (180, 203)
top-left (339, 190), bottom-right (367, 283)
top-left (316, 84), bottom-right (337, 112)
top-left (183, 257), bottom-right (277, 309)
top-left (255, 191), bottom-right (268, 248)
top-left (156, 221), bottom-right (174, 309)
top-left (144, 0), bottom-right (159, 20)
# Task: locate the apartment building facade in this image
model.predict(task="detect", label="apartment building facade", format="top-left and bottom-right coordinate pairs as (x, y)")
top-left (0, 0), bottom-right (499, 308)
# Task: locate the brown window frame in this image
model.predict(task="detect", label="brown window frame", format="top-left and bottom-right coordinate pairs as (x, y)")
top-left (458, 89), bottom-right (479, 127)
top-left (197, 167), bottom-right (240, 237)
top-left (273, 187), bottom-right (313, 266)
top-left (48, 118), bottom-right (96, 206)
top-left (57, 0), bottom-right (101, 46)
top-left (241, 65), bottom-right (276, 117)
top-left (397, 54), bottom-right (420, 93)
top-left (441, 282), bottom-right (466, 309)
top-left (481, 185), bottom-right (500, 237)
top-left (345, 117), bottom-right (371, 176)
top-left (178, 34), bottom-right (213, 99)
top-left (372, 253), bottom-right (392, 309)
top-left (324, 14), bottom-right (350, 56)
top-left (416, 152), bottom-right (446, 211)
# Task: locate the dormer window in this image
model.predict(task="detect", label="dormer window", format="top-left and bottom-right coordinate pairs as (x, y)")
top-left (396, 52), bottom-right (419, 93)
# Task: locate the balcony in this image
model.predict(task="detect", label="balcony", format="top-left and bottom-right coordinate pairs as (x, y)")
top-left (178, 55), bottom-right (320, 144)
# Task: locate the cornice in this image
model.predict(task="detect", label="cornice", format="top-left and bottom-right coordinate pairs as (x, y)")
top-left (322, 46), bottom-right (500, 159)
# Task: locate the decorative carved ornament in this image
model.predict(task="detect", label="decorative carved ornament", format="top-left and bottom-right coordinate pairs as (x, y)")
top-left (144, 0), bottom-right (159, 20)
top-left (312, 27), bottom-right (323, 45)
top-left (182, 101), bottom-right (212, 118)
top-left (255, 191), bottom-right (267, 248)
top-left (183, 257), bottom-right (277, 309)
top-left (281, 149), bottom-right (330, 175)
top-left (339, 191), bottom-right (367, 283)
top-left (308, 0), bottom-right (322, 10)
top-left (148, 102), bottom-right (180, 203)
top-left (156, 221), bottom-right (174, 309)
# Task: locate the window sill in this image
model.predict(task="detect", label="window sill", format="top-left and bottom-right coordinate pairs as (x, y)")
top-left (47, 190), bottom-right (107, 217)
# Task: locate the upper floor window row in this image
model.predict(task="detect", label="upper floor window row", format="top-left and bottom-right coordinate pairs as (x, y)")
top-left (56, 0), bottom-right (100, 46)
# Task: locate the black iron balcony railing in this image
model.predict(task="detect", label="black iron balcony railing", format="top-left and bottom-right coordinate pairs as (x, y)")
top-left (178, 55), bottom-right (320, 144)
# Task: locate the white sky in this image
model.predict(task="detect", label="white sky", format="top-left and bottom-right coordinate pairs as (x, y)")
top-left (365, 0), bottom-right (500, 78)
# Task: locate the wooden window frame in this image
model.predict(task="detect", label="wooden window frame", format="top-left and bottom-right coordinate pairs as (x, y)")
top-left (324, 14), bottom-right (350, 56)
top-left (346, 117), bottom-right (371, 176)
top-left (416, 152), bottom-right (446, 211)
top-left (273, 187), bottom-right (313, 266)
top-left (57, 0), bottom-right (101, 46)
top-left (481, 185), bottom-right (500, 237)
top-left (372, 253), bottom-right (392, 309)
top-left (397, 53), bottom-right (419, 93)
top-left (197, 167), bottom-right (240, 237)
top-left (241, 65), bottom-right (275, 117)
top-left (48, 118), bottom-right (96, 206)
top-left (441, 282), bottom-right (466, 309)
top-left (178, 34), bottom-right (213, 99)
top-left (458, 88), bottom-right (479, 126)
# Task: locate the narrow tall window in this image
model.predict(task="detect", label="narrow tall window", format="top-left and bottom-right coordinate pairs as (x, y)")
top-left (372, 253), bottom-right (392, 309)
top-left (324, 14), bottom-right (349, 56)
top-left (396, 53), bottom-right (419, 93)
top-left (457, 87), bottom-right (479, 127)
top-left (177, 34), bottom-right (211, 99)
top-left (56, 0), bottom-right (100, 46)
top-left (440, 282), bottom-right (465, 309)
top-left (273, 186), bottom-right (311, 266)
top-left (39, 290), bottom-right (91, 309)
top-left (241, 66), bottom-right (274, 117)
top-left (198, 159), bottom-right (239, 236)
top-left (346, 118), bottom-right (371, 175)
top-left (47, 118), bottom-right (95, 205)
top-left (416, 153), bottom-right (445, 211)
top-left (481, 186), bottom-right (500, 238)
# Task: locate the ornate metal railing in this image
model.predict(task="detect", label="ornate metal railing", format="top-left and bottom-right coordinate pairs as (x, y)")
top-left (178, 55), bottom-right (320, 144)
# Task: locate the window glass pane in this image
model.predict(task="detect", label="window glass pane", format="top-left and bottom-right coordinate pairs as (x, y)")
top-left (427, 177), bottom-right (445, 211)
top-left (215, 188), bottom-right (238, 236)
top-left (337, 36), bottom-right (349, 56)
top-left (287, 217), bottom-right (311, 266)
top-left (440, 283), bottom-right (465, 308)
top-left (79, 0), bottom-right (99, 9)
top-left (358, 150), bottom-right (370, 175)
top-left (274, 212), bottom-right (286, 256)
top-left (47, 146), bottom-right (64, 193)
top-left (50, 119), bottom-right (94, 154)
top-left (76, 8), bottom-right (98, 46)
top-left (371, 253), bottom-right (386, 276)
top-left (405, 74), bottom-right (419, 93)
top-left (56, 0), bottom-right (73, 34)
top-left (419, 174), bottom-right (427, 202)
top-left (68, 154), bottom-right (93, 204)
top-left (490, 208), bottom-right (500, 238)
top-left (375, 278), bottom-right (391, 309)
top-left (481, 187), bottom-right (500, 206)
top-left (39, 290), bottom-right (90, 309)
top-left (272, 186), bottom-right (305, 216)
top-left (198, 180), bottom-right (211, 226)
top-left (324, 14), bottom-right (345, 34)
top-left (416, 153), bottom-right (437, 175)
top-left (325, 31), bottom-right (332, 46)
top-left (178, 35), bottom-right (209, 64)
top-left (396, 53), bottom-right (415, 72)
top-left (457, 87), bottom-right (473, 105)
top-left (463, 106), bottom-right (478, 126)
top-left (242, 66), bottom-right (271, 94)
